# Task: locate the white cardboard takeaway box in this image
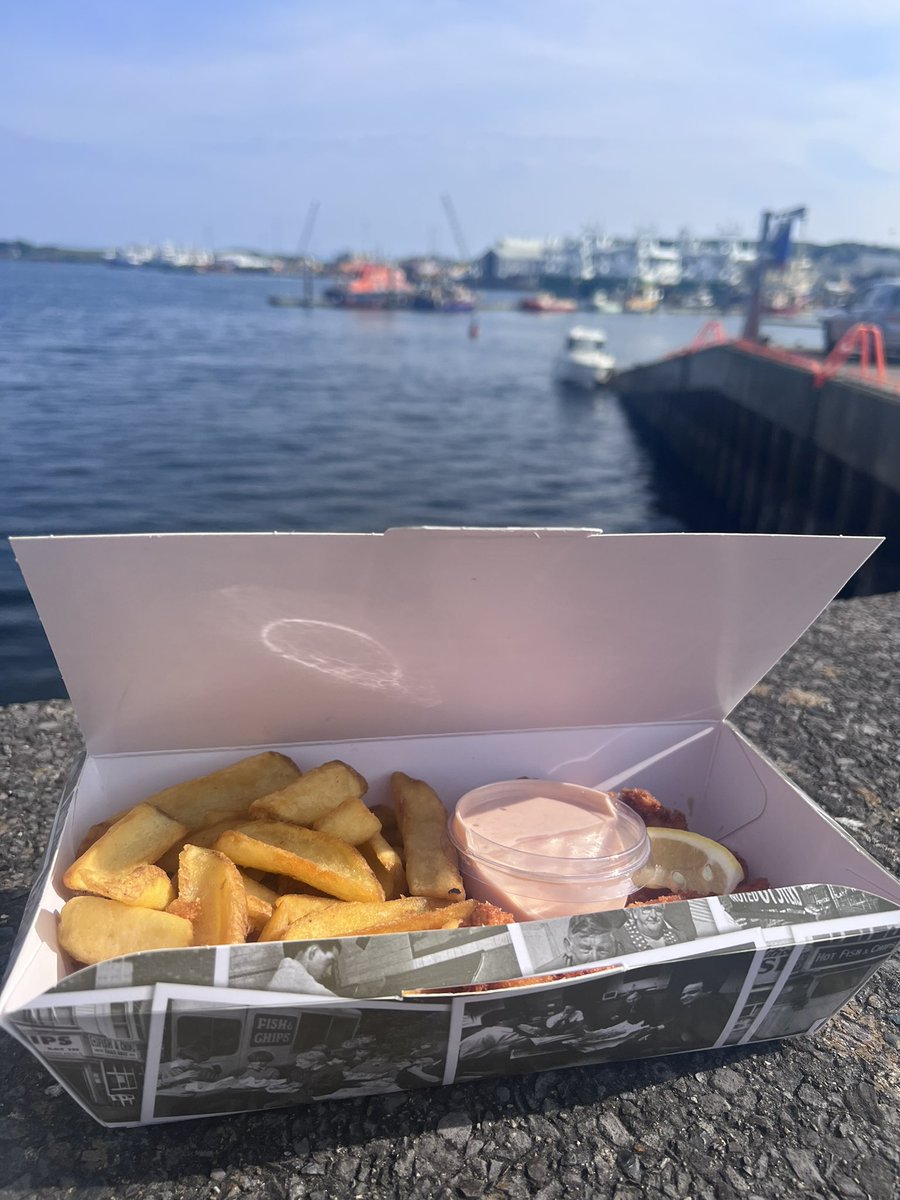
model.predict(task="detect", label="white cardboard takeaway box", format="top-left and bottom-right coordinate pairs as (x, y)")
top-left (2, 529), bottom-right (900, 1127)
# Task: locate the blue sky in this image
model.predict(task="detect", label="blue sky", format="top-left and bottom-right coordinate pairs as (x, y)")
top-left (4, 1), bottom-right (900, 255)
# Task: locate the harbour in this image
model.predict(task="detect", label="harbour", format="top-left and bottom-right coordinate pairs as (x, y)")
top-left (2, 260), bottom-right (733, 704)
top-left (5, 6), bottom-right (900, 1195)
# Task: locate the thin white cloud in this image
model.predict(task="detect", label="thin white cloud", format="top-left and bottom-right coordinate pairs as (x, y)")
top-left (3, 2), bottom-right (900, 248)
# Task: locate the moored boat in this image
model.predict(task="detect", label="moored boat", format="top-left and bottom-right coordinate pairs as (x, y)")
top-left (624, 287), bottom-right (662, 313)
top-left (588, 290), bottom-right (623, 314)
top-left (519, 292), bottom-right (578, 313)
top-left (554, 326), bottom-right (616, 389)
top-left (325, 262), bottom-right (413, 309)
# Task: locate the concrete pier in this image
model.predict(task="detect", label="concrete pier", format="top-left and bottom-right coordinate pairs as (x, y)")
top-left (614, 340), bottom-right (900, 593)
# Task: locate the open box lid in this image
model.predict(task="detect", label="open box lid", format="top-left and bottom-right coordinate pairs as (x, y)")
top-left (11, 530), bottom-right (879, 755)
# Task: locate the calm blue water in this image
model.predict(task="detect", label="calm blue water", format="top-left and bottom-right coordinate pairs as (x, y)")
top-left (0, 261), bottom-right (820, 703)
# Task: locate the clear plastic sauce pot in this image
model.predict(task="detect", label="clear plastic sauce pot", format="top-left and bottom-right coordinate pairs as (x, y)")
top-left (448, 779), bottom-right (650, 921)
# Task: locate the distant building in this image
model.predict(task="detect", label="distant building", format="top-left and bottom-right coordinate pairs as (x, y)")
top-left (478, 231), bottom-right (757, 292)
top-left (480, 237), bottom-right (555, 286)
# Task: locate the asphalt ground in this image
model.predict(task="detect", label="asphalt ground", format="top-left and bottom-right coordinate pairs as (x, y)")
top-left (1, 591), bottom-right (899, 1200)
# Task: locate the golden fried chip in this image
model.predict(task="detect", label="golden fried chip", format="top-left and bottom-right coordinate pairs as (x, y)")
top-left (359, 832), bottom-right (407, 900)
top-left (58, 896), bottom-right (192, 964)
top-left (391, 772), bottom-right (465, 901)
top-left (168, 845), bottom-right (249, 945)
top-left (258, 893), bottom-right (341, 942)
top-left (238, 873), bottom-right (278, 937)
top-left (64, 803), bottom-right (187, 909)
top-left (76, 820), bottom-right (115, 859)
top-left (281, 896), bottom-right (450, 941)
top-left (146, 752), bottom-right (301, 830)
top-left (245, 894), bottom-right (273, 937)
top-left (248, 760), bottom-right (367, 825)
top-left (155, 816), bottom-right (263, 875)
top-left (214, 822), bottom-right (384, 903)
top-left (98, 865), bottom-right (177, 910)
top-left (241, 872), bottom-right (278, 907)
top-left (312, 797), bottom-right (381, 846)
top-left (360, 899), bottom-right (476, 934)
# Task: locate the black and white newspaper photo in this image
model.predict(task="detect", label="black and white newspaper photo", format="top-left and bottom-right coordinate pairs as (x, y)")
top-left (7, 988), bottom-right (153, 1125)
top-left (517, 898), bottom-right (723, 972)
top-left (50, 946), bottom-right (218, 994)
top-left (716, 945), bottom-right (796, 1046)
top-left (147, 987), bottom-right (452, 1121)
top-left (226, 925), bottom-right (521, 1000)
top-left (448, 950), bottom-right (754, 1083)
top-left (744, 928), bottom-right (900, 1041)
top-left (718, 884), bottom-right (897, 931)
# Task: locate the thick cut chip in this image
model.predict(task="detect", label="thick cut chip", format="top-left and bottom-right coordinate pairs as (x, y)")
top-left (391, 772), bottom-right (465, 900)
top-left (360, 899), bottom-right (477, 934)
top-left (241, 872), bottom-right (278, 907)
top-left (312, 797), bottom-right (382, 846)
top-left (76, 820), bottom-right (115, 858)
top-left (245, 893), bottom-right (273, 936)
top-left (95, 865), bottom-right (176, 910)
top-left (258, 894), bottom-right (340, 942)
top-left (168, 845), bottom-right (250, 946)
top-left (240, 872), bottom-right (278, 936)
top-left (146, 752), bottom-right (301, 831)
top-left (248, 760), bottom-right (367, 825)
top-left (359, 832), bottom-right (407, 900)
top-left (214, 822), bottom-right (384, 903)
top-left (64, 802), bottom-right (187, 909)
top-left (281, 896), bottom-right (450, 941)
top-left (156, 815), bottom-right (260, 874)
top-left (59, 896), bottom-right (193, 964)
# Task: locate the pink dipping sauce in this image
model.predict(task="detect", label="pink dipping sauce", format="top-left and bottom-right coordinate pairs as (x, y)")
top-left (448, 779), bottom-right (650, 921)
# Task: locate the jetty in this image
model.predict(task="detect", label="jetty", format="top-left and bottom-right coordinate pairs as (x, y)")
top-left (614, 323), bottom-right (900, 594)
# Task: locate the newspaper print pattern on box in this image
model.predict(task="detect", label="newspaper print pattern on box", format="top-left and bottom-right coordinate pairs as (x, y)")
top-left (7, 990), bottom-right (152, 1124)
top-left (12, 892), bottom-right (900, 1124)
top-left (148, 989), bottom-right (452, 1121)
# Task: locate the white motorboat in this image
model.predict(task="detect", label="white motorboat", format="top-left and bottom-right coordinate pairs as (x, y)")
top-left (589, 289), bottom-right (623, 314)
top-left (554, 326), bottom-right (616, 388)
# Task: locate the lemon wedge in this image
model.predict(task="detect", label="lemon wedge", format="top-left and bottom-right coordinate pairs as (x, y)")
top-left (632, 827), bottom-right (744, 895)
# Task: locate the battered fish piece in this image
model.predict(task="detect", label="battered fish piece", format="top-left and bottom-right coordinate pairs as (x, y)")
top-left (616, 787), bottom-right (688, 830)
top-left (625, 879), bottom-right (768, 905)
top-left (626, 888), bottom-right (709, 906)
top-left (460, 900), bottom-right (515, 927)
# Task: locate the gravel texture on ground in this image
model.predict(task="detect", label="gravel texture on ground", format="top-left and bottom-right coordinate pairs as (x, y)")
top-left (1, 592), bottom-right (899, 1200)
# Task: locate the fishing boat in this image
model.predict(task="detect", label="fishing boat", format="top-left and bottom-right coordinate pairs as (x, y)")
top-left (588, 290), bottom-right (623, 314)
top-left (325, 262), bottom-right (413, 309)
top-left (554, 326), bottom-right (616, 389)
top-left (519, 292), bottom-right (578, 314)
top-left (624, 287), bottom-right (662, 314)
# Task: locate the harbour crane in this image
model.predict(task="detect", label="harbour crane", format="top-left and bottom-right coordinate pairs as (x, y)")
top-left (299, 201), bottom-right (320, 307)
top-left (441, 193), bottom-right (470, 264)
top-left (441, 193), bottom-right (480, 338)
